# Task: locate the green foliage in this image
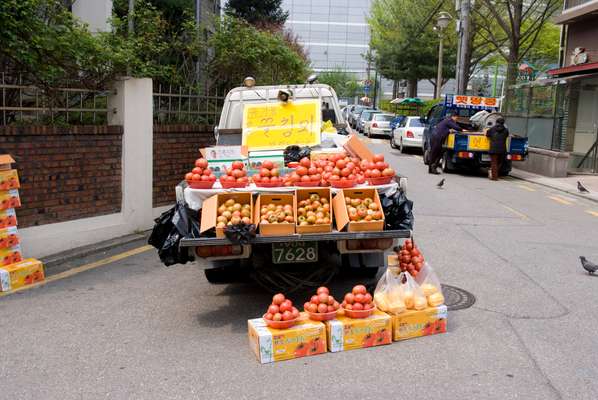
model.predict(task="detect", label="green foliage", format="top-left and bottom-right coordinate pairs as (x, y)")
top-left (224, 0), bottom-right (288, 28)
top-left (369, 0), bottom-right (456, 86)
top-left (317, 68), bottom-right (363, 98)
top-left (207, 17), bottom-right (309, 89)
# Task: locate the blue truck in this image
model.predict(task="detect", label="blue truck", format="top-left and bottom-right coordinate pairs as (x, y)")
top-left (421, 95), bottom-right (528, 175)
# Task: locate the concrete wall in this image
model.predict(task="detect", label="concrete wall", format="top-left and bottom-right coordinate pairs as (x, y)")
top-left (515, 147), bottom-right (570, 178)
top-left (19, 78), bottom-right (169, 258)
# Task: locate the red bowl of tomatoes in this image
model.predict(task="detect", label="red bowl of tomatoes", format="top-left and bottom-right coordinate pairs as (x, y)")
top-left (342, 306), bottom-right (376, 319)
top-left (219, 179), bottom-right (249, 189)
top-left (263, 314), bottom-right (299, 329)
top-left (367, 176), bottom-right (393, 186)
top-left (287, 162), bottom-right (300, 169)
top-left (254, 181), bottom-right (283, 188)
top-left (330, 179), bottom-right (356, 188)
top-left (304, 309), bottom-right (337, 321)
top-left (295, 180), bottom-right (321, 187)
top-left (188, 181), bottom-right (216, 189)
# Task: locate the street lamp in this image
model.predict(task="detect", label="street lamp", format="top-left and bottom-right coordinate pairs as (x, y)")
top-left (434, 12), bottom-right (452, 99)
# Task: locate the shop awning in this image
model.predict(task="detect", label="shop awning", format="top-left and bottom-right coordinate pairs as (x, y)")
top-left (553, 1), bottom-right (598, 24)
top-left (547, 62), bottom-right (598, 77)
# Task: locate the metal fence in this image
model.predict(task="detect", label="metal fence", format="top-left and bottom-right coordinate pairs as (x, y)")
top-left (153, 84), bottom-right (226, 125)
top-left (0, 73), bottom-right (110, 126)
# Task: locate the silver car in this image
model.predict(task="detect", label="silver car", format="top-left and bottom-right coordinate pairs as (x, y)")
top-left (357, 109), bottom-right (382, 133)
top-left (348, 105), bottom-right (371, 129)
top-left (365, 113), bottom-right (394, 138)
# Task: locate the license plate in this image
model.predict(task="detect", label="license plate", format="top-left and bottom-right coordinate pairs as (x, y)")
top-left (468, 135), bottom-right (490, 151)
top-left (272, 242), bottom-right (318, 264)
top-left (481, 154), bottom-right (490, 162)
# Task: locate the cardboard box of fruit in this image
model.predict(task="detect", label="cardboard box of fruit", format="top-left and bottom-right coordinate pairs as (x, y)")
top-left (333, 188), bottom-right (385, 232)
top-left (200, 192), bottom-right (253, 238)
top-left (0, 226), bottom-right (19, 249)
top-left (325, 309), bottom-right (392, 352)
top-left (0, 169), bottom-right (19, 190)
top-left (0, 244), bottom-right (22, 267)
top-left (295, 188), bottom-right (333, 234)
top-left (0, 209), bottom-right (17, 229)
top-left (0, 190), bottom-right (20, 211)
top-left (254, 193), bottom-right (295, 236)
top-left (391, 305), bottom-right (447, 341)
top-left (0, 258), bottom-right (44, 292)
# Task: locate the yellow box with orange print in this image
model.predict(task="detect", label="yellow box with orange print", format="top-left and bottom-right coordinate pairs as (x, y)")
top-left (325, 309), bottom-right (392, 352)
top-left (0, 209), bottom-right (17, 228)
top-left (0, 226), bottom-right (19, 249)
top-left (0, 170), bottom-right (19, 190)
top-left (0, 190), bottom-right (20, 211)
top-left (0, 244), bottom-right (22, 266)
top-left (0, 258), bottom-right (45, 292)
top-left (391, 305), bottom-right (448, 342)
top-left (248, 313), bottom-right (327, 364)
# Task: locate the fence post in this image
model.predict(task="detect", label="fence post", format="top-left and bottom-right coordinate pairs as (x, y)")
top-left (108, 78), bottom-right (154, 230)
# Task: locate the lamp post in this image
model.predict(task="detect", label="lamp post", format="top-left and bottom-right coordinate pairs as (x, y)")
top-left (434, 12), bottom-right (452, 99)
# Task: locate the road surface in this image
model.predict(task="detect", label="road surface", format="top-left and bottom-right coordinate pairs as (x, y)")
top-left (2, 138), bottom-right (598, 400)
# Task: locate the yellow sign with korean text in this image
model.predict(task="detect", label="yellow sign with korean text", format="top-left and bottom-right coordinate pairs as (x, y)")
top-left (468, 135), bottom-right (490, 151)
top-left (242, 100), bottom-right (321, 150)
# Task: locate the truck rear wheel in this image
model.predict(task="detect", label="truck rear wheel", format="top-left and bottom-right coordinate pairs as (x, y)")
top-left (442, 152), bottom-right (455, 173)
top-left (203, 260), bottom-right (245, 284)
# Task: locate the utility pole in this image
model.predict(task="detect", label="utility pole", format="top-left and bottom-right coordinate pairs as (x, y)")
top-left (195, 0), bottom-right (202, 84)
top-left (127, 0), bottom-right (135, 76)
top-left (456, 0), bottom-right (471, 94)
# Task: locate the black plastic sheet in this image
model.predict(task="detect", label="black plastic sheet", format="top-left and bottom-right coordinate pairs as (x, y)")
top-left (148, 202), bottom-right (200, 266)
top-left (380, 191), bottom-right (414, 231)
top-left (284, 145), bottom-right (311, 164)
top-left (224, 223), bottom-right (257, 245)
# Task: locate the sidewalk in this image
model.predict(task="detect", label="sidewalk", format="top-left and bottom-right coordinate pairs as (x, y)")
top-left (511, 168), bottom-right (598, 203)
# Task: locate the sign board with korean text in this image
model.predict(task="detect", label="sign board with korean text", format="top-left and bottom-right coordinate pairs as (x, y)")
top-left (242, 100), bottom-right (321, 150)
top-left (452, 95), bottom-right (500, 109)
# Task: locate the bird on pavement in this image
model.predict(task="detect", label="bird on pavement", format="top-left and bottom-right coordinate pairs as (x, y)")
top-left (577, 181), bottom-right (589, 193)
top-left (437, 178), bottom-right (445, 189)
top-left (580, 256), bottom-right (598, 275)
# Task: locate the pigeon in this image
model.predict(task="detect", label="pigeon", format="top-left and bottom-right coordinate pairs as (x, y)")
top-left (577, 181), bottom-right (589, 193)
top-left (580, 256), bottom-right (598, 275)
top-left (437, 178), bottom-right (445, 189)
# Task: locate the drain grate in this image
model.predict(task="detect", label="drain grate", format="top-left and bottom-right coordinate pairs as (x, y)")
top-left (442, 284), bottom-right (476, 311)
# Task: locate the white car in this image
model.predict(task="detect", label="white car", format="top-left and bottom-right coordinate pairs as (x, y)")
top-left (390, 116), bottom-right (426, 153)
top-left (364, 113), bottom-right (394, 137)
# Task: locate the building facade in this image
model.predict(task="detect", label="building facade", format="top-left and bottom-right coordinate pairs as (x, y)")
top-left (507, 0), bottom-right (598, 174)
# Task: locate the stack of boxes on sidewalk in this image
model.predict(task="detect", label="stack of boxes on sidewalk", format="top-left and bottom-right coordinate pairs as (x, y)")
top-left (0, 155), bottom-right (45, 292)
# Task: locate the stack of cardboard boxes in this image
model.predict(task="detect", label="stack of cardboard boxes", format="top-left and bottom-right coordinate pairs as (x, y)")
top-left (0, 155), bottom-right (45, 293)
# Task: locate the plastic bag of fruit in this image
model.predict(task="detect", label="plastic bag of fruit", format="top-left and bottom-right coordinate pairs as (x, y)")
top-left (373, 268), bottom-right (406, 314)
top-left (398, 271), bottom-right (427, 311)
top-left (415, 263), bottom-right (445, 307)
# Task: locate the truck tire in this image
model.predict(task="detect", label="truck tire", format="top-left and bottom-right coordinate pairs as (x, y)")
top-left (423, 145), bottom-right (430, 165)
top-left (500, 160), bottom-right (512, 176)
top-left (442, 152), bottom-right (455, 173)
top-left (204, 260), bottom-right (244, 284)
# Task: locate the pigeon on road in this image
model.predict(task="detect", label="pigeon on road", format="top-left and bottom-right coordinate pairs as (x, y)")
top-left (577, 181), bottom-right (589, 193)
top-left (580, 256), bottom-right (598, 275)
top-left (437, 178), bottom-right (445, 189)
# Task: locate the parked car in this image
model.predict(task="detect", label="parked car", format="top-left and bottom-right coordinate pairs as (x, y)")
top-left (390, 116), bottom-right (426, 152)
top-left (357, 109), bottom-right (382, 133)
top-left (389, 115), bottom-right (406, 131)
top-left (348, 105), bottom-right (371, 129)
top-left (364, 113), bottom-right (394, 138)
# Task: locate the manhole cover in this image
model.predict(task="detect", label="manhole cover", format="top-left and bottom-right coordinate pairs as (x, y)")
top-left (442, 284), bottom-right (476, 311)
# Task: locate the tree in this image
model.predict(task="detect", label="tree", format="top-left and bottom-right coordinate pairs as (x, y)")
top-left (473, 0), bottom-right (560, 95)
top-left (317, 69), bottom-right (363, 99)
top-left (369, 0), bottom-right (457, 98)
top-left (207, 17), bottom-right (309, 90)
top-left (224, 0), bottom-right (288, 28)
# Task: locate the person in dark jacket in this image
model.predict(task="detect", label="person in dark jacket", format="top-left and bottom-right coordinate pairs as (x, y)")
top-left (485, 117), bottom-right (509, 180)
top-left (428, 113), bottom-right (463, 174)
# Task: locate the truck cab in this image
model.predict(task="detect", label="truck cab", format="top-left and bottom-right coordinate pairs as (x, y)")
top-left (421, 95), bottom-right (528, 174)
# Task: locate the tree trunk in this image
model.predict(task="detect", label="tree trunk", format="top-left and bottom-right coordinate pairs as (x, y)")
top-left (407, 79), bottom-right (417, 98)
top-left (392, 80), bottom-right (398, 99)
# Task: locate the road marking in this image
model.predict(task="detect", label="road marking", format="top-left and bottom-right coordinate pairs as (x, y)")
top-left (548, 195), bottom-right (572, 205)
top-left (586, 210), bottom-right (598, 217)
top-left (517, 184), bottom-right (536, 192)
top-left (0, 245), bottom-right (153, 297)
top-left (501, 205), bottom-right (529, 220)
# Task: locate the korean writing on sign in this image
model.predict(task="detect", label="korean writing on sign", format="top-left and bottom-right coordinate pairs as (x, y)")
top-left (453, 95), bottom-right (500, 108)
top-left (242, 100), bottom-right (322, 150)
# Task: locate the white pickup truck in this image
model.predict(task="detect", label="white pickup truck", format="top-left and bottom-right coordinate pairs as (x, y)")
top-left (178, 80), bottom-right (410, 290)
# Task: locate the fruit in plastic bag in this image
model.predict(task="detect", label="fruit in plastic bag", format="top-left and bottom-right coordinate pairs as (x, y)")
top-left (414, 296), bottom-right (427, 310)
top-left (373, 269), bottom-right (405, 314)
top-left (421, 283), bottom-right (438, 297)
top-left (415, 263), bottom-right (444, 307)
top-left (428, 292), bottom-right (445, 307)
top-left (398, 272), bottom-right (426, 310)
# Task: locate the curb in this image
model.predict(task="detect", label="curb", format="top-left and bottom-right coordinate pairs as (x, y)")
top-left (510, 169), bottom-right (598, 204)
top-left (41, 231), bottom-right (150, 271)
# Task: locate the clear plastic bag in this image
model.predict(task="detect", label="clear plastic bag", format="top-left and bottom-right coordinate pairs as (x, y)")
top-left (373, 268), bottom-right (406, 314)
top-left (415, 263), bottom-right (445, 307)
top-left (399, 271), bottom-right (427, 310)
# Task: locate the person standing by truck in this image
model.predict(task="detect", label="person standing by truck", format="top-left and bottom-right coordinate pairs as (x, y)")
top-left (485, 117), bottom-right (509, 181)
top-left (428, 112), bottom-right (463, 174)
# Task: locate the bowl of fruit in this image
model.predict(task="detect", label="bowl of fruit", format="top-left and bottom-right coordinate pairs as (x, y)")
top-left (219, 161), bottom-right (249, 188)
top-left (341, 285), bottom-right (376, 318)
top-left (304, 286), bottom-right (340, 321)
top-left (252, 161), bottom-right (284, 187)
top-left (363, 154), bottom-right (395, 186)
top-left (185, 158), bottom-right (217, 189)
top-left (263, 293), bottom-right (301, 329)
top-left (329, 177), bottom-right (356, 188)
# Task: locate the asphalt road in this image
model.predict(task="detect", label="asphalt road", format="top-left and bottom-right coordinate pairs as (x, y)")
top-left (2, 137), bottom-right (598, 400)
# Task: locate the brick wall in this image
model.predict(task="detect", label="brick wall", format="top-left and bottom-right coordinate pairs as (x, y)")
top-left (153, 124), bottom-right (215, 207)
top-left (0, 125), bottom-right (123, 227)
